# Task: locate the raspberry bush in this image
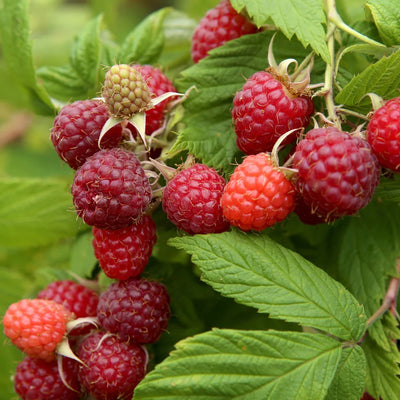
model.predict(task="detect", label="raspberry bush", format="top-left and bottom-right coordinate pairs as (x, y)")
top-left (1, 0), bottom-right (400, 399)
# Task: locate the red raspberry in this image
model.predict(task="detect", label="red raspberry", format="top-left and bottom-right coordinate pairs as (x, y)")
top-left (71, 148), bottom-right (152, 230)
top-left (78, 331), bottom-right (147, 400)
top-left (361, 393), bottom-right (376, 400)
top-left (97, 278), bottom-right (170, 344)
top-left (220, 153), bottom-right (295, 231)
top-left (191, 0), bottom-right (258, 63)
top-left (367, 97), bottom-right (400, 172)
top-left (232, 70), bottom-right (314, 154)
top-left (294, 194), bottom-right (337, 225)
top-left (3, 299), bottom-right (73, 361)
top-left (50, 99), bottom-right (122, 169)
top-left (133, 64), bottom-right (176, 134)
top-left (293, 127), bottom-right (380, 219)
top-left (14, 356), bottom-right (81, 400)
top-left (162, 164), bottom-right (230, 234)
top-left (92, 215), bottom-right (157, 280)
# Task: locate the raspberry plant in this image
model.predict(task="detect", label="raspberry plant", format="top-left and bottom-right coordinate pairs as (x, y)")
top-left (1, 0), bottom-right (400, 399)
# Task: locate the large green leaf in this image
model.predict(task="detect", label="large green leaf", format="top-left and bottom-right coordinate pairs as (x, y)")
top-left (135, 329), bottom-right (342, 400)
top-left (231, 0), bottom-right (329, 62)
top-left (169, 230), bottom-right (367, 341)
top-left (376, 175), bottom-right (400, 203)
top-left (0, 178), bottom-right (79, 247)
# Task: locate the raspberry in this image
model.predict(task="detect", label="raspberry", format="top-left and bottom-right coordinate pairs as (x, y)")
top-left (97, 278), bottom-right (170, 344)
top-left (50, 99), bottom-right (123, 169)
top-left (133, 64), bottom-right (176, 134)
top-left (232, 70), bottom-right (314, 154)
top-left (71, 148), bottom-right (152, 230)
top-left (367, 96), bottom-right (400, 172)
top-left (294, 194), bottom-right (337, 225)
top-left (220, 153), bottom-right (295, 231)
top-left (162, 164), bottom-right (230, 234)
top-left (293, 127), bottom-right (380, 219)
top-left (14, 356), bottom-right (81, 400)
top-left (191, 0), bottom-right (258, 63)
top-left (102, 64), bottom-right (153, 118)
top-left (361, 393), bottom-right (376, 400)
top-left (3, 299), bottom-right (73, 361)
top-left (78, 331), bottom-right (147, 400)
top-left (92, 215), bottom-right (157, 280)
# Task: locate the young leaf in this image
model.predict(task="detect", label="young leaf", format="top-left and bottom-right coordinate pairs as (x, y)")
top-left (0, 0), bottom-right (54, 114)
top-left (325, 346), bottom-right (366, 400)
top-left (231, 0), bottom-right (329, 63)
top-left (169, 230), bottom-right (367, 341)
top-left (335, 48), bottom-right (400, 106)
top-left (366, 0), bottom-right (400, 46)
top-left (118, 8), bottom-right (171, 65)
top-left (135, 329), bottom-right (342, 400)
top-left (69, 231), bottom-right (98, 278)
top-left (0, 178), bottom-right (79, 248)
top-left (363, 335), bottom-right (400, 400)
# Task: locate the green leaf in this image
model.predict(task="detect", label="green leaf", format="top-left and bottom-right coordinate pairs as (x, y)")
top-left (0, 178), bottom-right (79, 247)
top-left (376, 175), bottom-right (400, 202)
top-left (363, 335), bottom-right (400, 400)
top-left (175, 31), bottom-right (312, 171)
top-left (366, 0), bottom-right (400, 46)
top-left (69, 231), bottom-right (97, 278)
top-left (135, 329), bottom-right (342, 400)
top-left (0, 0), bottom-right (54, 113)
top-left (326, 346), bottom-right (366, 400)
top-left (231, 0), bottom-right (329, 63)
top-left (169, 230), bottom-right (367, 341)
top-left (336, 48), bottom-right (400, 106)
top-left (118, 8), bottom-right (171, 65)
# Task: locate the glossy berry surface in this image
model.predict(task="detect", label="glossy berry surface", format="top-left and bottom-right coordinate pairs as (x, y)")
top-left (78, 331), bottom-right (147, 400)
top-left (293, 127), bottom-right (380, 219)
top-left (97, 278), bottom-right (170, 344)
top-left (133, 64), bottom-right (176, 134)
top-left (220, 153), bottom-right (295, 231)
top-left (50, 99), bottom-right (122, 169)
top-left (162, 164), bottom-right (230, 234)
top-left (92, 215), bottom-right (157, 280)
top-left (191, 0), bottom-right (258, 63)
top-left (367, 96), bottom-right (400, 172)
top-left (14, 356), bottom-right (80, 400)
top-left (71, 148), bottom-right (152, 230)
top-left (232, 70), bottom-right (314, 154)
top-left (3, 299), bottom-right (72, 361)
top-left (102, 64), bottom-right (153, 118)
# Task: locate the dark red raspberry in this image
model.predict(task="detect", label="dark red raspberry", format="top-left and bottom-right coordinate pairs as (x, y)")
top-left (293, 127), bottom-right (380, 219)
top-left (162, 163), bottom-right (230, 234)
top-left (78, 331), bottom-right (147, 400)
top-left (3, 299), bottom-right (73, 361)
top-left (14, 356), bottom-right (81, 400)
top-left (367, 96), bottom-right (400, 172)
top-left (232, 70), bottom-right (314, 154)
top-left (294, 194), bottom-right (337, 225)
top-left (191, 0), bottom-right (258, 63)
top-left (220, 152), bottom-right (295, 231)
top-left (71, 148), bottom-right (152, 230)
top-left (92, 215), bottom-right (157, 280)
top-left (361, 393), bottom-right (376, 400)
top-left (97, 278), bottom-right (170, 344)
top-left (133, 64), bottom-right (176, 134)
top-left (50, 99), bottom-right (122, 169)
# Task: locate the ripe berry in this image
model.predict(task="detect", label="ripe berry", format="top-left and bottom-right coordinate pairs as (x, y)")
top-left (3, 299), bottom-right (73, 361)
top-left (78, 331), bottom-right (147, 400)
top-left (367, 96), bottom-right (400, 172)
top-left (294, 194), bottom-right (337, 225)
top-left (92, 215), bottom-right (157, 280)
top-left (293, 127), bottom-right (380, 219)
top-left (102, 64), bottom-right (153, 118)
top-left (232, 70), bottom-right (314, 154)
top-left (361, 393), bottom-right (376, 400)
top-left (97, 278), bottom-right (170, 344)
top-left (191, 0), bottom-right (258, 63)
top-left (14, 356), bottom-right (80, 400)
top-left (50, 99), bottom-right (123, 169)
top-left (133, 64), bottom-right (176, 134)
top-left (71, 148), bottom-right (152, 230)
top-left (162, 163), bottom-right (230, 234)
top-left (220, 153), bottom-right (295, 231)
